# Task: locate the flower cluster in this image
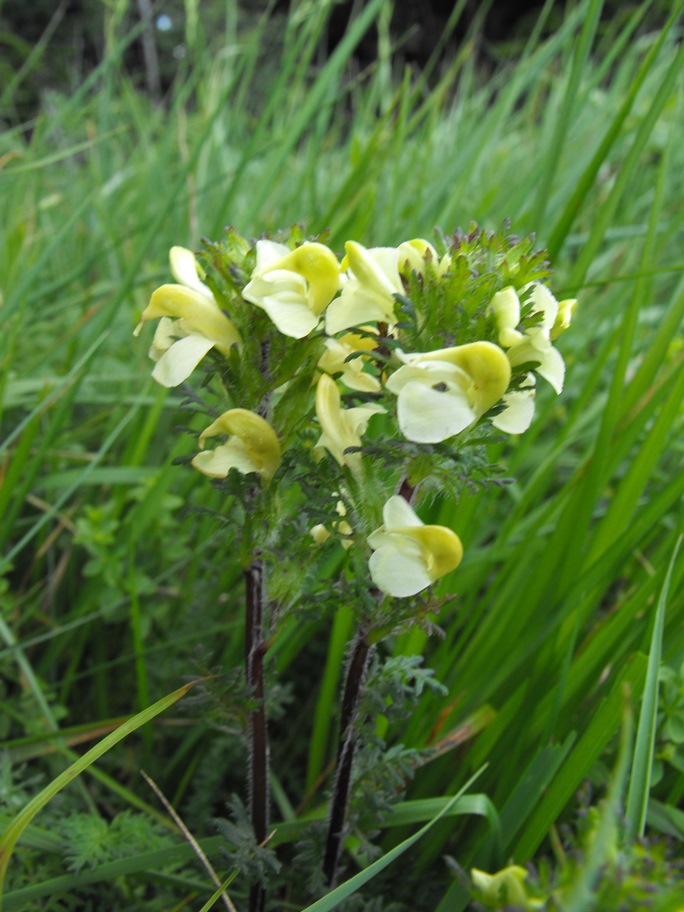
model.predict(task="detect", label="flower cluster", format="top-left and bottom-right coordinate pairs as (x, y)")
top-left (136, 228), bottom-right (574, 600)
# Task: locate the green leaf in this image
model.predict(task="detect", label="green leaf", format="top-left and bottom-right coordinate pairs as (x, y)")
top-left (300, 769), bottom-right (485, 912)
top-left (0, 680), bottom-right (202, 906)
top-left (625, 535), bottom-right (683, 840)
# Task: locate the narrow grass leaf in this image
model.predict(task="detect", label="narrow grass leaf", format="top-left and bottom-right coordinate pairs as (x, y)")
top-left (546, 1), bottom-right (682, 258)
top-left (512, 654), bottom-right (646, 861)
top-left (300, 769), bottom-right (485, 912)
top-left (563, 693), bottom-right (633, 912)
top-left (625, 534), bottom-right (683, 840)
top-left (0, 679), bottom-right (202, 904)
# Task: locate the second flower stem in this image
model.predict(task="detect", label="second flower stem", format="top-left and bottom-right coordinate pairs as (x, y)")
top-left (323, 627), bottom-right (373, 887)
top-left (245, 559), bottom-right (268, 912)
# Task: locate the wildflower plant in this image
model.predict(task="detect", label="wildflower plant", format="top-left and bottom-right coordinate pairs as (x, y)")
top-left (135, 223), bottom-right (574, 907)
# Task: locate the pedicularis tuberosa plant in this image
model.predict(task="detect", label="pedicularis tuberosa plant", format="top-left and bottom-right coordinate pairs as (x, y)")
top-left (135, 225), bottom-right (575, 908)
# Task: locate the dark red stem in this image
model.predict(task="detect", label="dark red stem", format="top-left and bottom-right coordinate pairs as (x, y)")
top-left (245, 561), bottom-right (268, 912)
top-left (322, 629), bottom-right (373, 886)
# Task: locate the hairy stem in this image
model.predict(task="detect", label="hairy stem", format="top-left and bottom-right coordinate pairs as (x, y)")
top-left (323, 628), bottom-right (373, 886)
top-left (245, 560), bottom-right (268, 912)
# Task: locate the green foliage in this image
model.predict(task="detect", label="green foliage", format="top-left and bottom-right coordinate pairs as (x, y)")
top-left (216, 796), bottom-right (282, 885)
top-left (59, 810), bottom-right (173, 873)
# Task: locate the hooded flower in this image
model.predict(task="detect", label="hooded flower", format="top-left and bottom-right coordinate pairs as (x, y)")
top-left (317, 331), bottom-right (381, 393)
top-left (385, 341), bottom-right (511, 443)
top-left (314, 374), bottom-right (384, 475)
top-left (489, 283), bottom-right (568, 394)
top-left (135, 246), bottom-right (241, 387)
top-left (397, 238), bottom-right (451, 277)
top-left (191, 409), bottom-right (281, 483)
top-left (368, 496), bottom-right (463, 597)
top-left (325, 241), bottom-right (405, 334)
top-left (242, 240), bottom-right (340, 338)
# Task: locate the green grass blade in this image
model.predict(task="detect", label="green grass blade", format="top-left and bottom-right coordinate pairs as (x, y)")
top-left (0, 679), bottom-right (202, 905)
top-left (194, 868), bottom-right (238, 912)
top-left (300, 768), bottom-right (485, 912)
top-left (546, 0), bottom-right (682, 258)
top-left (625, 534), bottom-right (683, 841)
top-left (563, 692), bottom-right (634, 912)
top-left (528, 0), bottom-right (604, 231)
top-left (512, 654), bottom-right (646, 861)
top-left (565, 7), bottom-right (684, 293)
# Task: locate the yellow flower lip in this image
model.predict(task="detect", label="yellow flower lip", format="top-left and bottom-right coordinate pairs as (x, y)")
top-left (192, 408), bottom-right (281, 483)
top-left (343, 241), bottom-right (403, 298)
top-left (400, 524), bottom-right (464, 580)
top-left (243, 241), bottom-right (340, 337)
top-left (551, 297), bottom-right (577, 340)
top-left (317, 332), bottom-right (381, 393)
top-left (135, 246), bottom-right (242, 387)
top-left (325, 244), bottom-right (404, 334)
top-left (489, 283), bottom-right (568, 393)
top-left (143, 285), bottom-right (241, 355)
top-left (368, 496), bottom-right (463, 597)
top-left (260, 242), bottom-right (340, 315)
top-left (397, 238), bottom-right (450, 276)
top-left (388, 342), bottom-right (511, 443)
top-left (417, 341), bottom-right (512, 414)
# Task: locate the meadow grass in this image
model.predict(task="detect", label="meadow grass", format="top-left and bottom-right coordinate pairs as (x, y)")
top-left (1, 0), bottom-right (683, 909)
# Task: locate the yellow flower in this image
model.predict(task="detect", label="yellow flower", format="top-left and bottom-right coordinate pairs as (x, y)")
top-left (135, 246), bottom-right (241, 387)
top-left (551, 296), bottom-right (577, 340)
top-left (317, 331), bottom-right (381, 393)
top-left (397, 238), bottom-right (451, 277)
top-left (489, 283), bottom-right (566, 393)
top-left (242, 240), bottom-right (340, 338)
top-left (191, 409), bottom-right (281, 483)
top-left (368, 496), bottom-right (463, 597)
top-left (471, 865), bottom-right (543, 910)
top-left (314, 374), bottom-right (384, 476)
top-left (310, 500), bottom-right (353, 549)
top-left (325, 241), bottom-right (405, 334)
top-left (385, 341), bottom-right (511, 443)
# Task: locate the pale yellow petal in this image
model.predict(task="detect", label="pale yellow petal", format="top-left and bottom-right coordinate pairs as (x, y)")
top-left (551, 298), bottom-right (577, 340)
top-left (491, 387), bottom-right (536, 434)
top-left (489, 286), bottom-right (523, 348)
top-left (143, 284), bottom-right (241, 353)
top-left (151, 334), bottom-right (216, 387)
top-left (191, 438), bottom-right (260, 478)
top-left (369, 536), bottom-right (432, 597)
top-left (169, 246), bottom-right (212, 298)
top-left (318, 337), bottom-right (381, 393)
top-left (243, 271), bottom-right (321, 338)
top-left (368, 496), bottom-right (463, 596)
top-left (325, 280), bottom-right (397, 333)
top-left (259, 242), bottom-right (340, 314)
top-left (196, 409), bottom-right (281, 482)
top-left (382, 494), bottom-right (424, 529)
top-left (343, 242), bottom-right (404, 297)
top-left (386, 363), bottom-right (476, 443)
top-left (508, 335), bottom-right (565, 393)
top-left (314, 374), bottom-right (384, 472)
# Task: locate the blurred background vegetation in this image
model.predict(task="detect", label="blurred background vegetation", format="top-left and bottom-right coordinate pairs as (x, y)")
top-left (1, 0), bottom-right (673, 121)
